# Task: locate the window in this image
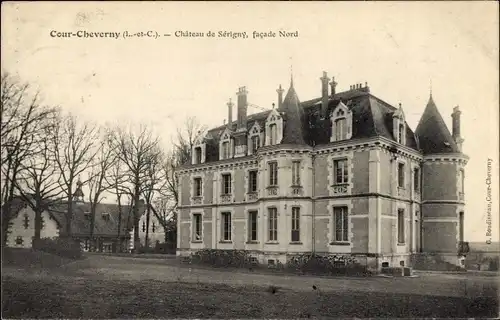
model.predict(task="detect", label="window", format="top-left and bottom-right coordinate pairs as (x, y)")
top-left (292, 161), bottom-right (301, 186)
top-left (398, 124), bottom-right (405, 144)
top-left (398, 209), bottom-right (405, 244)
top-left (23, 214), bottom-right (29, 229)
top-left (221, 141), bottom-right (230, 160)
top-left (291, 207), bottom-right (300, 242)
top-left (40, 216), bottom-right (45, 230)
top-left (142, 221), bottom-right (146, 232)
top-left (194, 147), bottom-right (202, 164)
top-left (459, 212), bottom-right (464, 242)
top-left (84, 239), bottom-right (89, 251)
top-left (248, 211), bottom-right (258, 241)
top-left (333, 159), bottom-right (348, 184)
top-left (413, 168), bottom-right (420, 193)
top-left (194, 177), bottom-right (202, 197)
top-left (193, 214), bottom-right (202, 241)
top-left (251, 135), bottom-right (260, 154)
top-left (333, 206), bottom-right (349, 242)
top-left (221, 212), bottom-right (231, 241)
top-left (222, 174), bottom-right (232, 194)
top-left (152, 222), bottom-right (156, 233)
top-left (15, 236), bottom-right (23, 245)
top-left (398, 163), bottom-right (405, 188)
top-left (269, 123), bottom-right (277, 145)
top-left (268, 162), bottom-right (278, 186)
top-left (248, 170), bottom-right (258, 193)
top-left (335, 117), bottom-right (347, 140)
top-left (268, 208), bottom-right (278, 241)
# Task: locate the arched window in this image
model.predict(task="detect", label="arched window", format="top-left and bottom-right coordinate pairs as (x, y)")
top-left (330, 102), bottom-right (352, 142)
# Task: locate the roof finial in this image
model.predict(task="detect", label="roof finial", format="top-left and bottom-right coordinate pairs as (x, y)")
top-left (430, 78), bottom-right (433, 97)
top-left (290, 56), bottom-right (294, 88)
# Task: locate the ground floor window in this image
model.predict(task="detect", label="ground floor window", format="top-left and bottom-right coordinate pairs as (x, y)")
top-left (268, 207), bottom-right (278, 241)
top-left (221, 212), bottom-right (232, 241)
top-left (333, 206), bottom-right (349, 242)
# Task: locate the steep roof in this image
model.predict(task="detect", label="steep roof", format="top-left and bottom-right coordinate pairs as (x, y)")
top-left (48, 202), bottom-right (136, 237)
top-left (280, 79), bottom-right (307, 145)
top-left (201, 86), bottom-right (420, 162)
top-left (415, 94), bottom-right (460, 154)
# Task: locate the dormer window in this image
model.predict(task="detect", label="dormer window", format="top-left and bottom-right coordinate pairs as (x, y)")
top-left (191, 136), bottom-right (206, 164)
top-left (393, 105), bottom-right (406, 145)
top-left (248, 123), bottom-right (261, 155)
top-left (219, 130), bottom-right (233, 160)
top-left (330, 102), bottom-right (353, 142)
top-left (194, 147), bottom-right (202, 164)
top-left (265, 110), bottom-right (283, 146)
top-left (269, 124), bottom-right (277, 145)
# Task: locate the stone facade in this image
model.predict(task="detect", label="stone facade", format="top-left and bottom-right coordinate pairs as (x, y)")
top-left (176, 72), bottom-right (469, 271)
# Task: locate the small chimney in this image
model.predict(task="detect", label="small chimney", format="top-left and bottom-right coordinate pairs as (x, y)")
top-left (330, 77), bottom-right (337, 96)
top-left (277, 84), bottom-right (284, 110)
top-left (236, 86), bottom-right (248, 130)
top-left (227, 98), bottom-right (233, 129)
top-left (320, 71), bottom-right (330, 117)
top-left (452, 106), bottom-right (464, 151)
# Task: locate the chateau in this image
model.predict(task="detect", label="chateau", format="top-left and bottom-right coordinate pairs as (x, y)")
top-left (175, 71), bottom-right (468, 271)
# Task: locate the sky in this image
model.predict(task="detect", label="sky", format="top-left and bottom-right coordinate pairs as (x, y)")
top-left (1, 1), bottom-right (498, 242)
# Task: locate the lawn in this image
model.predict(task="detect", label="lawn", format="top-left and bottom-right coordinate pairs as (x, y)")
top-left (2, 274), bottom-right (497, 318)
top-left (2, 253), bottom-right (498, 318)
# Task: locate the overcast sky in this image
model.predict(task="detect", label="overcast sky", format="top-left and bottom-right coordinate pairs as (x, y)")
top-left (2, 2), bottom-right (498, 242)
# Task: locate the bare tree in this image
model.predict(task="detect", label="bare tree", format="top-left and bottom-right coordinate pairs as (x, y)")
top-left (1, 71), bottom-right (58, 245)
top-left (105, 156), bottom-right (131, 252)
top-left (52, 113), bottom-right (100, 237)
top-left (141, 146), bottom-right (166, 248)
top-left (13, 124), bottom-right (64, 244)
top-left (112, 124), bottom-right (161, 251)
top-left (150, 117), bottom-right (206, 245)
top-left (86, 129), bottom-right (118, 250)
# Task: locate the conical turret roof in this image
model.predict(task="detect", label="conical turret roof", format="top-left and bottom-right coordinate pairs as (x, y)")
top-left (415, 94), bottom-right (460, 154)
top-left (280, 78), bottom-right (307, 145)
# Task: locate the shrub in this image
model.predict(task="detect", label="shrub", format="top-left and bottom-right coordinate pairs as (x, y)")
top-left (286, 253), bottom-right (370, 276)
top-left (33, 237), bottom-right (82, 259)
top-left (190, 249), bottom-right (254, 268)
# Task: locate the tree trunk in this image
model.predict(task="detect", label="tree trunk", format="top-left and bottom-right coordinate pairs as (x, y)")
top-left (145, 203), bottom-right (151, 248)
top-left (66, 192), bottom-right (73, 237)
top-left (89, 203), bottom-right (96, 251)
top-left (33, 207), bottom-right (43, 243)
top-left (116, 194), bottom-right (122, 252)
top-left (133, 184), bottom-right (140, 251)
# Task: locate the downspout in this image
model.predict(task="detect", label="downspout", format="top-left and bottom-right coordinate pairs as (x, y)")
top-left (214, 173), bottom-right (219, 250)
top-left (312, 151), bottom-right (316, 254)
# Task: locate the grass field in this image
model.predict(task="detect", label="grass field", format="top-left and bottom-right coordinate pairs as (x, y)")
top-left (2, 252), bottom-right (498, 318)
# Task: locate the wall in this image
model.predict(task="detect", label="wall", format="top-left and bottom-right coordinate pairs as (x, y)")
top-left (137, 211), bottom-right (165, 247)
top-left (7, 207), bottom-right (59, 248)
top-left (421, 160), bottom-right (462, 254)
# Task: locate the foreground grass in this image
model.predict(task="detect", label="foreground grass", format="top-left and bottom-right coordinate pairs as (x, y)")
top-left (2, 247), bottom-right (79, 269)
top-left (2, 275), bottom-right (497, 318)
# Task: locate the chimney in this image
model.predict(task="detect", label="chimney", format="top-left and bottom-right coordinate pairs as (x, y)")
top-left (236, 86), bottom-right (248, 130)
top-left (227, 98), bottom-right (233, 129)
top-left (452, 106), bottom-right (464, 151)
top-left (320, 71), bottom-right (330, 117)
top-left (277, 84), bottom-right (284, 110)
top-left (330, 77), bottom-right (337, 96)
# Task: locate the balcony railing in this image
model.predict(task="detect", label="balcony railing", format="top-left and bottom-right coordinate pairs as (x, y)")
top-left (247, 192), bottom-right (258, 202)
top-left (267, 186), bottom-right (278, 196)
top-left (459, 192), bottom-right (465, 201)
top-left (291, 186), bottom-right (303, 196)
top-left (458, 241), bottom-right (470, 256)
top-left (191, 197), bottom-right (202, 205)
top-left (220, 194), bottom-right (232, 203)
top-left (331, 183), bottom-right (348, 195)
